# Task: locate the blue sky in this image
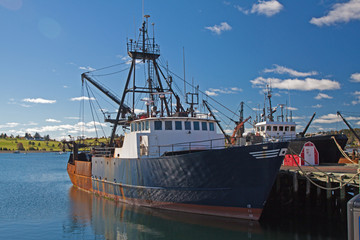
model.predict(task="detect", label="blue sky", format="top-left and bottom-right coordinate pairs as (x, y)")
top-left (1, 0), bottom-right (360, 140)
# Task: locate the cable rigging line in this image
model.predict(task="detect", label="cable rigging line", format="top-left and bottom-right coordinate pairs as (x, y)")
top-left (85, 82), bottom-right (99, 139)
top-left (86, 84), bottom-right (109, 139)
top-left (84, 61), bottom-right (130, 74)
top-left (89, 66), bottom-right (130, 77)
top-left (158, 62), bottom-right (240, 118)
top-left (79, 84), bottom-right (86, 139)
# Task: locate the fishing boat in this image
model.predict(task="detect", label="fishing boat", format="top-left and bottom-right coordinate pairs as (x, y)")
top-left (67, 16), bottom-right (289, 220)
top-left (249, 86), bottom-right (347, 165)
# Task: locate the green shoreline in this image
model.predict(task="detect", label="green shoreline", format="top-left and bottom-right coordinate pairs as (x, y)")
top-left (0, 150), bottom-right (70, 153)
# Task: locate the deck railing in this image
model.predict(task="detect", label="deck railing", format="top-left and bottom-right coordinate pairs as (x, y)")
top-left (90, 136), bottom-right (287, 158)
top-left (92, 147), bottom-right (114, 157)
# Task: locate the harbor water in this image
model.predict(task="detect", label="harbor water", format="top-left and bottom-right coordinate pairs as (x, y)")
top-left (0, 153), bottom-right (347, 239)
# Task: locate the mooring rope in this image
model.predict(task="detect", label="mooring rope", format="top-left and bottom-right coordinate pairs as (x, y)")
top-left (288, 147), bottom-right (359, 190)
top-left (331, 136), bottom-right (357, 164)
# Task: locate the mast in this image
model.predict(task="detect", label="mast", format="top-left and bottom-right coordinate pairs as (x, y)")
top-left (108, 15), bottom-right (186, 145)
top-left (239, 101), bottom-right (244, 137)
top-left (267, 84), bottom-right (274, 122)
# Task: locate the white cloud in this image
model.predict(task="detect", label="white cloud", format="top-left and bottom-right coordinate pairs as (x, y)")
top-left (314, 93), bottom-right (333, 100)
top-left (70, 96), bottom-right (96, 101)
top-left (286, 106), bottom-right (298, 111)
top-left (352, 93), bottom-right (360, 105)
top-left (350, 73), bottom-right (360, 82)
top-left (25, 121), bottom-right (38, 126)
top-left (22, 98), bottom-right (56, 104)
top-left (65, 117), bottom-right (80, 120)
top-left (46, 118), bottom-right (61, 123)
top-left (79, 66), bottom-right (96, 71)
top-left (205, 90), bottom-right (219, 96)
top-left (251, 0), bottom-right (284, 17)
top-left (251, 77), bottom-right (340, 91)
top-left (292, 116), bottom-right (306, 120)
top-left (0, 122), bottom-right (19, 128)
top-left (205, 87), bottom-right (242, 96)
top-left (205, 22), bottom-right (232, 35)
top-left (231, 87), bottom-right (243, 92)
top-left (313, 114), bottom-right (360, 124)
top-left (264, 65), bottom-right (318, 77)
top-left (312, 104), bottom-right (322, 108)
top-left (234, 5), bottom-right (250, 15)
top-left (310, 0), bottom-right (360, 26)
top-left (20, 104), bottom-right (31, 108)
top-left (313, 113), bottom-right (341, 124)
top-left (25, 121), bottom-right (107, 135)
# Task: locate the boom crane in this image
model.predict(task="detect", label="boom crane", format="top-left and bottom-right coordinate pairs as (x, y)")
top-left (203, 100), bottom-right (231, 144)
top-left (337, 111), bottom-right (360, 143)
top-left (81, 73), bottom-right (132, 115)
top-left (299, 112), bottom-right (316, 137)
top-left (231, 116), bottom-right (251, 145)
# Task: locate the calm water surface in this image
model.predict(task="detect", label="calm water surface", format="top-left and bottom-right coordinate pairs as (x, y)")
top-left (0, 153), bottom-right (347, 239)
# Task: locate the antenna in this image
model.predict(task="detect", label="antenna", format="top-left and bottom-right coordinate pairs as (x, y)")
top-left (142, 0), bottom-right (144, 21)
top-left (183, 47), bottom-right (186, 96)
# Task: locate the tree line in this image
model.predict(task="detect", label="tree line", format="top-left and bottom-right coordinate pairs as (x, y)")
top-left (0, 132), bottom-right (51, 141)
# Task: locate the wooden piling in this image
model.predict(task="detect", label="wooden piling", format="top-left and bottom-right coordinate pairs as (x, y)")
top-left (293, 171), bottom-right (298, 193)
top-left (326, 176), bottom-right (332, 200)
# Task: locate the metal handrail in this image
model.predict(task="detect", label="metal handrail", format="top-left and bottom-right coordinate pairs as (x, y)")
top-left (90, 136), bottom-right (287, 157)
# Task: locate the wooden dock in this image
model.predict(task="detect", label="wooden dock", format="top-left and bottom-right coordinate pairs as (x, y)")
top-left (263, 163), bottom-right (359, 221)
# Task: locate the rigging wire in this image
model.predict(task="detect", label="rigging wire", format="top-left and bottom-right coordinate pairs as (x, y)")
top-left (84, 61), bottom-right (130, 74)
top-left (86, 84), bottom-right (109, 139)
top-left (158, 62), bottom-right (240, 118)
top-left (89, 67), bottom-right (130, 77)
top-left (85, 82), bottom-right (99, 139)
top-left (205, 101), bottom-right (237, 123)
top-left (87, 75), bottom-right (123, 101)
top-left (79, 84), bottom-right (85, 139)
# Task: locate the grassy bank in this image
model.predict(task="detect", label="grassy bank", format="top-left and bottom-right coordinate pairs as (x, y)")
top-left (0, 137), bottom-right (111, 152)
top-left (0, 138), bottom-right (63, 152)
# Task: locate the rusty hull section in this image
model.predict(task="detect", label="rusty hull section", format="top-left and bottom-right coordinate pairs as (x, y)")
top-left (67, 161), bottom-right (92, 191)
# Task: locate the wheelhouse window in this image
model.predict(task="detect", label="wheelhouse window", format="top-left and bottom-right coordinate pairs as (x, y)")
top-left (135, 123), bottom-right (138, 131)
top-left (131, 123), bottom-right (134, 132)
top-left (154, 121), bottom-right (162, 130)
top-left (266, 126), bottom-right (271, 131)
top-left (273, 126), bottom-right (278, 131)
top-left (202, 122), bottom-right (207, 131)
top-left (193, 121), bottom-right (200, 130)
top-left (165, 121), bottom-right (172, 130)
top-left (185, 121), bottom-right (191, 130)
top-left (260, 126), bottom-right (265, 131)
top-left (279, 126), bottom-right (284, 131)
top-left (175, 121), bottom-right (182, 130)
top-left (141, 122), bottom-right (145, 131)
top-left (209, 122), bottom-right (214, 131)
top-left (285, 126), bottom-right (289, 131)
top-left (145, 121), bottom-right (149, 130)
top-left (291, 126), bottom-right (295, 132)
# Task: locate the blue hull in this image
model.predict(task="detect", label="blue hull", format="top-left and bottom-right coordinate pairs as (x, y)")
top-left (87, 141), bottom-right (288, 220)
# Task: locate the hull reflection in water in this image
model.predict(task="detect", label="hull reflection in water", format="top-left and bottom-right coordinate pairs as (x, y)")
top-left (68, 186), bottom-right (263, 239)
